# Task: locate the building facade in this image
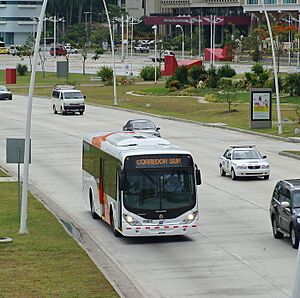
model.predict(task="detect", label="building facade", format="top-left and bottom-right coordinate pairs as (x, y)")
top-left (121, 0), bottom-right (300, 47)
top-left (0, 0), bottom-right (43, 46)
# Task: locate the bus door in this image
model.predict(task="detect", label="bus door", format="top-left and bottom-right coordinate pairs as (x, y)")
top-left (116, 168), bottom-right (122, 230)
top-left (98, 158), bottom-right (105, 217)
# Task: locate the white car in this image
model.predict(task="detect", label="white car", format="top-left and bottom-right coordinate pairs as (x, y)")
top-left (65, 45), bottom-right (78, 54)
top-left (219, 145), bottom-right (270, 180)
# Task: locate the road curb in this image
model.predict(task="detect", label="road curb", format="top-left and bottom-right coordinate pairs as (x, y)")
top-left (279, 151), bottom-right (300, 160)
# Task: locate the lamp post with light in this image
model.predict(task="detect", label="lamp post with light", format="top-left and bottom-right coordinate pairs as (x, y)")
top-left (19, 0), bottom-right (49, 234)
top-left (259, 0), bottom-right (282, 135)
top-left (176, 24), bottom-right (184, 60)
top-left (48, 16), bottom-right (64, 58)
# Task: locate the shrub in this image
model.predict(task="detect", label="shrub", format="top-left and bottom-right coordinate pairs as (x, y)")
top-left (284, 73), bottom-right (300, 96)
top-left (139, 66), bottom-right (161, 81)
top-left (217, 64), bottom-right (236, 79)
top-left (178, 87), bottom-right (196, 95)
top-left (97, 66), bottom-right (113, 82)
top-left (174, 66), bottom-right (188, 85)
top-left (118, 76), bottom-right (135, 85)
top-left (244, 63), bottom-right (270, 88)
top-left (169, 80), bottom-right (181, 90)
top-left (188, 66), bottom-right (207, 86)
top-left (165, 76), bottom-right (176, 88)
top-left (16, 63), bottom-right (28, 76)
top-left (206, 66), bottom-right (219, 88)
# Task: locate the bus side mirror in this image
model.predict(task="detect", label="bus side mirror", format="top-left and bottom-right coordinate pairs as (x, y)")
top-left (196, 169), bottom-right (201, 185)
top-left (119, 173), bottom-right (125, 190)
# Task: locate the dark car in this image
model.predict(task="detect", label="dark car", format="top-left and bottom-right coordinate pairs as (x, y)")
top-left (123, 119), bottom-right (161, 137)
top-left (0, 85), bottom-right (12, 100)
top-left (270, 179), bottom-right (300, 249)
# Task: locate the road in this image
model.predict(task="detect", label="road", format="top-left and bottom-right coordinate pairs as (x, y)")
top-left (0, 95), bottom-right (300, 297)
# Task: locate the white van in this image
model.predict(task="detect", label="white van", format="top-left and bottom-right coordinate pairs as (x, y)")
top-left (51, 85), bottom-right (86, 115)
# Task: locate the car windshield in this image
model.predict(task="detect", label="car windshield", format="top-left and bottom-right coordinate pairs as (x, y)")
top-left (63, 92), bottom-right (83, 99)
top-left (232, 149), bottom-right (262, 160)
top-left (123, 169), bottom-right (195, 211)
top-left (0, 86), bottom-right (7, 91)
top-left (133, 121), bottom-right (155, 130)
top-left (293, 191), bottom-right (300, 208)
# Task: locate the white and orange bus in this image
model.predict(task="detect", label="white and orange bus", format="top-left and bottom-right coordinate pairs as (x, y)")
top-left (82, 132), bottom-right (201, 237)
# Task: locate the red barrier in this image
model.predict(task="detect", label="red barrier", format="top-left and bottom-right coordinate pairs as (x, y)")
top-left (162, 55), bottom-right (202, 76)
top-left (6, 68), bottom-right (17, 84)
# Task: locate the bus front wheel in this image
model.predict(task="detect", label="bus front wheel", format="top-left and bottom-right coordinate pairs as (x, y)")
top-left (110, 210), bottom-right (121, 237)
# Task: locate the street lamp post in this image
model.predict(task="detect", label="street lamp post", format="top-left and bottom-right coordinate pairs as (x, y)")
top-left (129, 17), bottom-right (142, 75)
top-left (259, 0), bottom-right (282, 135)
top-left (176, 24), bottom-right (184, 60)
top-left (152, 25), bottom-right (157, 84)
top-left (203, 15), bottom-right (224, 66)
top-left (114, 15), bottom-right (125, 62)
top-left (53, 15), bottom-right (56, 57)
top-left (48, 16), bottom-right (64, 58)
top-left (101, 0), bottom-right (117, 105)
top-left (19, 0), bottom-right (49, 234)
top-left (190, 18), bottom-right (193, 58)
top-left (84, 11), bottom-right (90, 45)
top-left (198, 15), bottom-right (202, 59)
top-left (44, 18), bottom-right (47, 58)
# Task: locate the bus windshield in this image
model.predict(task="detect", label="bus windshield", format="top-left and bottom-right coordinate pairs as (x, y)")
top-left (123, 169), bottom-right (195, 218)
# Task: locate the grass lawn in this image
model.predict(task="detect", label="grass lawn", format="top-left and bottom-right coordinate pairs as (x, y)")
top-left (0, 182), bottom-right (118, 298)
top-left (0, 70), bottom-right (96, 87)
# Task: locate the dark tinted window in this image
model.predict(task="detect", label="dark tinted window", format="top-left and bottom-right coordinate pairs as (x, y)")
top-left (293, 190), bottom-right (300, 208)
top-left (279, 186), bottom-right (291, 203)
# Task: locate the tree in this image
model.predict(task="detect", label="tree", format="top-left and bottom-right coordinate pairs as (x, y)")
top-left (272, 24), bottom-right (297, 73)
top-left (219, 78), bottom-right (239, 112)
top-left (17, 35), bottom-right (34, 72)
top-left (284, 73), bottom-right (300, 96)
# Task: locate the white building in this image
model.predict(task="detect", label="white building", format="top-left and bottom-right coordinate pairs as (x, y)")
top-left (0, 0), bottom-right (43, 46)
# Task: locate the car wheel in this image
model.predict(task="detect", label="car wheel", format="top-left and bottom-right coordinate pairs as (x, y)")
top-left (290, 225), bottom-right (299, 249)
top-left (231, 169), bottom-right (237, 180)
top-left (60, 107), bottom-right (65, 115)
top-left (79, 111), bottom-right (84, 115)
top-left (90, 196), bottom-right (99, 220)
top-left (264, 175), bottom-right (269, 180)
top-left (272, 216), bottom-right (284, 239)
top-left (9, 96), bottom-right (12, 100)
top-left (110, 210), bottom-right (121, 237)
top-left (53, 105), bottom-right (57, 114)
top-left (220, 165), bottom-right (226, 176)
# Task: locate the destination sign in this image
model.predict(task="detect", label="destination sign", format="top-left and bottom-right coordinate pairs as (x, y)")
top-left (125, 154), bottom-right (193, 169)
top-left (136, 158), bottom-right (182, 168)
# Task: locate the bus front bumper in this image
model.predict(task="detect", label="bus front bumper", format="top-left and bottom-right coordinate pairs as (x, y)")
top-left (120, 224), bottom-right (197, 237)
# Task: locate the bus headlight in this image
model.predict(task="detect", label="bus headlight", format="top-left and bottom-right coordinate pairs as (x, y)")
top-left (123, 214), bottom-right (141, 226)
top-left (182, 211), bottom-right (198, 224)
